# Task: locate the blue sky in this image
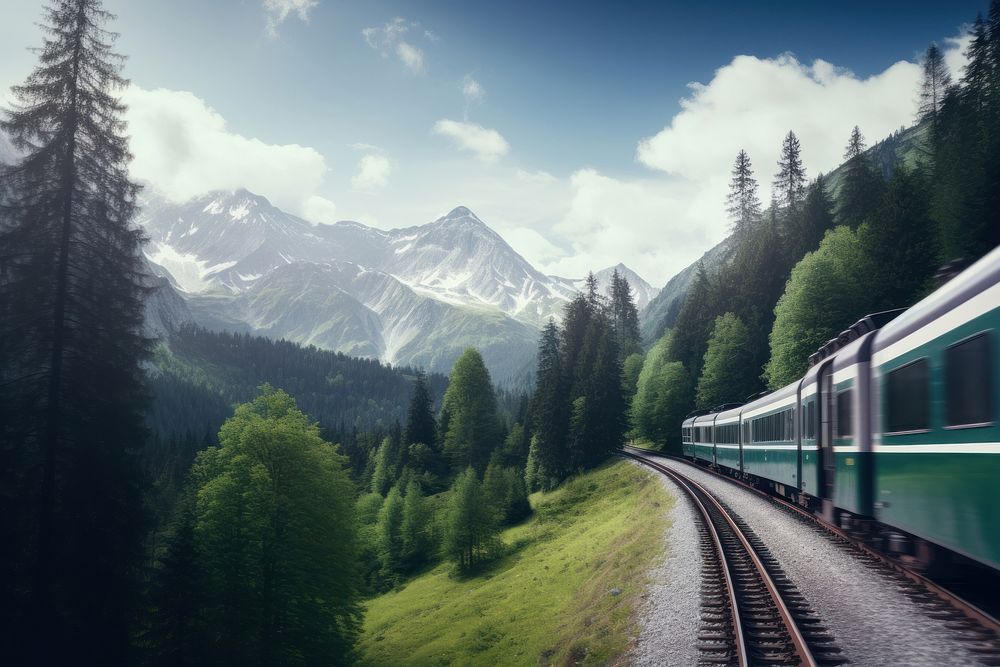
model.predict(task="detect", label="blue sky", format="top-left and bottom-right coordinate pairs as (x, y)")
top-left (0, 0), bottom-right (986, 284)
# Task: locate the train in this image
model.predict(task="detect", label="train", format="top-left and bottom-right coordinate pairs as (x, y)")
top-left (681, 244), bottom-right (1000, 573)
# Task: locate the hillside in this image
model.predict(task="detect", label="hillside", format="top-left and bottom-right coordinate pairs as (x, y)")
top-left (638, 122), bottom-right (928, 345)
top-left (359, 461), bottom-right (671, 666)
top-left (148, 324), bottom-right (448, 443)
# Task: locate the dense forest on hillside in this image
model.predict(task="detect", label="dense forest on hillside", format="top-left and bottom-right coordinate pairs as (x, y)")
top-left (632, 4), bottom-right (1000, 450)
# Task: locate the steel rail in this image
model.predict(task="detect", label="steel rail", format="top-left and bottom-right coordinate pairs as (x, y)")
top-left (623, 450), bottom-right (818, 667)
top-left (626, 445), bottom-right (1000, 641)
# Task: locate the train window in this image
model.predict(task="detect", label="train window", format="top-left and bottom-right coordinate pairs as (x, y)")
top-left (946, 332), bottom-right (994, 427)
top-left (885, 358), bottom-right (930, 433)
top-left (837, 389), bottom-right (853, 438)
top-left (807, 401), bottom-right (816, 439)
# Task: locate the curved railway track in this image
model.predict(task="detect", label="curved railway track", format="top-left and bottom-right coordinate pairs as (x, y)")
top-left (625, 446), bottom-right (1000, 666)
top-left (623, 450), bottom-right (845, 666)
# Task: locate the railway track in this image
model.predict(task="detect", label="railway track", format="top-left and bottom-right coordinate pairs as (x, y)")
top-left (622, 450), bottom-right (844, 666)
top-left (625, 446), bottom-right (1000, 666)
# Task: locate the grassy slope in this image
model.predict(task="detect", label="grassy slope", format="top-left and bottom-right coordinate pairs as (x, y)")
top-left (359, 460), bottom-right (674, 666)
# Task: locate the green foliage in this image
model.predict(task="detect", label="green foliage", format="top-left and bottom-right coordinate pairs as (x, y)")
top-left (190, 386), bottom-right (363, 664)
top-left (442, 468), bottom-right (502, 571)
top-left (860, 165), bottom-right (939, 309)
top-left (631, 335), bottom-right (695, 450)
top-left (378, 485), bottom-right (406, 579)
top-left (440, 349), bottom-right (503, 474)
top-left (836, 126), bottom-right (885, 228)
top-left (765, 226), bottom-right (873, 388)
top-left (483, 460), bottom-right (532, 526)
top-left (696, 313), bottom-right (758, 408)
top-left (621, 352), bottom-right (645, 400)
top-left (400, 480), bottom-right (432, 568)
top-left (609, 269), bottom-right (642, 358)
top-left (371, 436), bottom-right (402, 495)
top-left (359, 461), bottom-right (671, 667)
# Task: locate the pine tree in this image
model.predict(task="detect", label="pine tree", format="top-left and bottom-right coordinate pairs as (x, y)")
top-left (403, 370), bottom-right (436, 448)
top-left (0, 1), bottom-right (149, 659)
top-left (531, 320), bottom-right (567, 484)
top-left (918, 43), bottom-right (952, 130)
top-left (377, 485), bottom-right (405, 577)
top-left (399, 480), bottom-right (430, 568)
top-left (608, 268), bottom-right (641, 358)
top-left (786, 175), bottom-right (835, 260)
top-left (773, 131), bottom-right (807, 211)
top-left (370, 436), bottom-right (401, 495)
top-left (726, 149), bottom-right (762, 236)
top-left (439, 348), bottom-right (502, 474)
top-left (442, 468), bottom-right (501, 571)
top-left (836, 126), bottom-right (883, 228)
top-left (668, 262), bottom-right (716, 376)
top-left (962, 15), bottom-right (991, 110)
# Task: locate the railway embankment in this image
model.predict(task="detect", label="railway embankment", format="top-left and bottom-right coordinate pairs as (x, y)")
top-left (634, 450), bottom-right (990, 665)
top-left (358, 460), bottom-right (672, 666)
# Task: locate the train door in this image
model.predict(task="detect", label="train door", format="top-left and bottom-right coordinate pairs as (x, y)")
top-left (818, 362), bottom-right (836, 522)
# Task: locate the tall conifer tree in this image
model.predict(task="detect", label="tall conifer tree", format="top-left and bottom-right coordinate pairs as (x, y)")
top-left (0, 1), bottom-right (149, 659)
top-left (772, 131), bottom-right (807, 211)
top-left (726, 149), bottom-right (762, 236)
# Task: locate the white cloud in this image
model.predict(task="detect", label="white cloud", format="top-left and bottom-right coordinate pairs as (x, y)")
top-left (363, 18), bottom-right (430, 73)
top-left (263, 0), bottom-right (317, 38)
top-left (942, 32), bottom-right (972, 81)
top-left (395, 42), bottom-right (424, 74)
top-left (462, 75), bottom-right (484, 104)
top-left (124, 87), bottom-right (335, 221)
top-left (432, 119), bottom-right (509, 162)
top-left (351, 153), bottom-right (392, 191)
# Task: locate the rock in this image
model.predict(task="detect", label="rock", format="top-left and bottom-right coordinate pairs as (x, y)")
top-left (609, 587), bottom-right (621, 596)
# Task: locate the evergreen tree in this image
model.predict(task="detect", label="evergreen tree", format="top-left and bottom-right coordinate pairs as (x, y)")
top-left (370, 436), bottom-right (401, 496)
top-left (403, 370), bottom-right (437, 448)
top-left (859, 166), bottom-right (939, 309)
top-left (726, 149), bottom-right (762, 236)
top-left (482, 460), bottom-right (510, 523)
top-left (609, 269), bottom-right (641, 358)
top-left (145, 497), bottom-right (209, 665)
top-left (787, 175), bottom-right (836, 259)
top-left (192, 386), bottom-right (363, 664)
top-left (439, 348), bottom-right (502, 474)
top-left (502, 467), bottom-right (531, 523)
top-left (442, 468), bottom-right (501, 571)
top-left (400, 479), bottom-right (430, 568)
top-left (836, 126), bottom-right (883, 228)
top-left (773, 131), bottom-right (807, 211)
top-left (962, 15), bottom-right (992, 110)
top-left (669, 261), bottom-right (717, 376)
top-left (696, 313), bottom-right (758, 408)
top-left (531, 320), bottom-right (568, 485)
top-left (0, 1), bottom-right (149, 659)
top-left (377, 485), bottom-right (405, 577)
top-left (918, 43), bottom-right (952, 130)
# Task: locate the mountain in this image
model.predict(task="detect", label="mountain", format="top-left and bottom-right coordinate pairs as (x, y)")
top-left (639, 122), bottom-right (928, 345)
top-left (138, 191), bottom-right (653, 384)
top-left (583, 263), bottom-right (660, 310)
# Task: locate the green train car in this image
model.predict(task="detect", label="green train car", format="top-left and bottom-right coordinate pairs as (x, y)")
top-left (683, 245), bottom-right (1000, 571)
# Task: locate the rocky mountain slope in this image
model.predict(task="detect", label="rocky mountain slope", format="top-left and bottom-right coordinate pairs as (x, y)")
top-left (138, 190), bottom-right (653, 383)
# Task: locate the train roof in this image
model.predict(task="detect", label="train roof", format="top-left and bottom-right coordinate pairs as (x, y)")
top-left (715, 404), bottom-right (743, 422)
top-left (740, 380), bottom-right (798, 419)
top-left (691, 412), bottom-right (716, 426)
top-left (875, 244), bottom-right (1000, 353)
top-left (832, 330), bottom-right (876, 373)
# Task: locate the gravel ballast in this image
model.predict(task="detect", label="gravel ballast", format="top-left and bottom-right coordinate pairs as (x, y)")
top-left (640, 452), bottom-right (987, 666)
top-left (628, 460), bottom-right (701, 666)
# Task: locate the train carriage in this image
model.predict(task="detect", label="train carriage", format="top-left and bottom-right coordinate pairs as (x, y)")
top-left (830, 332), bottom-right (876, 518)
top-left (713, 405), bottom-right (743, 473)
top-left (871, 246), bottom-right (1000, 570)
top-left (681, 417), bottom-right (695, 459)
top-left (692, 413), bottom-right (716, 465)
top-left (740, 382), bottom-right (799, 492)
top-left (797, 360), bottom-right (826, 499)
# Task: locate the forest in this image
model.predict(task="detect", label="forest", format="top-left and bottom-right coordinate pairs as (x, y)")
top-left (628, 4), bottom-right (1000, 451)
top-left (1, 0), bottom-right (999, 664)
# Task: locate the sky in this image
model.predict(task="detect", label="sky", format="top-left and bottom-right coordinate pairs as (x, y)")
top-left (0, 0), bottom-right (986, 285)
